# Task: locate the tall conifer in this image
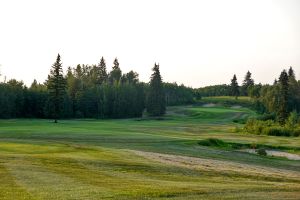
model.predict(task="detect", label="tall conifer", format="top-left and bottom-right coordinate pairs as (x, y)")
top-left (109, 58), bottom-right (122, 84)
top-left (230, 74), bottom-right (239, 99)
top-left (242, 71), bottom-right (254, 96)
top-left (278, 70), bottom-right (289, 124)
top-left (97, 57), bottom-right (108, 84)
top-left (146, 63), bottom-right (166, 116)
top-left (47, 54), bottom-right (66, 123)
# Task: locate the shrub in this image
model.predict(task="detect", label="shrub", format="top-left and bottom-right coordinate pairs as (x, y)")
top-left (243, 118), bottom-right (299, 137)
top-left (257, 113), bottom-right (276, 121)
top-left (198, 138), bottom-right (227, 147)
top-left (292, 128), bottom-right (300, 137)
top-left (244, 119), bottom-right (275, 135)
top-left (262, 127), bottom-right (292, 137)
top-left (244, 115), bottom-right (300, 137)
top-left (250, 143), bottom-right (257, 149)
top-left (285, 111), bottom-right (299, 129)
top-left (256, 148), bottom-right (267, 156)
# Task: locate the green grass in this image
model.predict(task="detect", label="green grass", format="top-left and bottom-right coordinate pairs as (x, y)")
top-left (0, 105), bottom-right (300, 199)
top-left (200, 96), bottom-right (254, 109)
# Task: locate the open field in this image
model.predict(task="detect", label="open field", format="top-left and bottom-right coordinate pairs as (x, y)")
top-left (0, 105), bottom-right (300, 199)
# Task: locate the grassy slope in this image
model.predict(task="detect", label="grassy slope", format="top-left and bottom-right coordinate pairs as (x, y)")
top-left (0, 105), bottom-right (300, 199)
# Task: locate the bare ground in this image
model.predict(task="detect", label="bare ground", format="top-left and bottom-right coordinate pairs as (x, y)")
top-left (130, 150), bottom-right (300, 181)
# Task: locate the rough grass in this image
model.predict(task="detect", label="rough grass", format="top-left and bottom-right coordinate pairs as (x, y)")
top-left (0, 105), bottom-right (300, 199)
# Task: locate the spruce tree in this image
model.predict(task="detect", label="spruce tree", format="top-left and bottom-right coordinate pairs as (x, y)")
top-left (230, 74), bottom-right (239, 99)
top-left (47, 54), bottom-right (66, 123)
top-left (287, 67), bottom-right (299, 113)
top-left (97, 57), bottom-right (108, 84)
top-left (288, 67), bottom-right (295, 79)
top-left (277, 70), bottom-right (289, 125)
top-left (109, 58), bottom-right (122, 84)
top-left (146, 63), bottom-right (166, 116)
top-left (242, 71), bottom-right (254, 96)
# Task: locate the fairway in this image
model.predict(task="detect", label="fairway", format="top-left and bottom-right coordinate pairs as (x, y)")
top-left (1, 106), bottom-right (300, 200)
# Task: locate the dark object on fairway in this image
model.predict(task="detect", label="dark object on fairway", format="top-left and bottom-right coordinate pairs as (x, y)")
top-left (256, 148), bottom-right (267, 156)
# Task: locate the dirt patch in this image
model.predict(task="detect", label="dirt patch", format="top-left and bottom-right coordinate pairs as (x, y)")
top-left (202, 103), bottom-right (217, 108)
top-left (130, 150), bottom-right (300, 180)
top-left (242, 149), bottom-right (300, 161)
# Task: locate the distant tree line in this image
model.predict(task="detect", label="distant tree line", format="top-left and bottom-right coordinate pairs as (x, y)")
top-left (0, 55), bottom-right (194, 120)
top-left (251, 67), bottom-right (300, 124)
top-left (194, 84), bottom-right (230, 97)
top-left (195, 71), bottom-right (255, 98)
top-left (196, 68), bottom-right (300, 125)
top-left (164, 83), bottom-right (194, 106)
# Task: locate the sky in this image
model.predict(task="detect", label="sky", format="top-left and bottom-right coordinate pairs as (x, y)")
top-left (0, 0), bottom-right (299, 88)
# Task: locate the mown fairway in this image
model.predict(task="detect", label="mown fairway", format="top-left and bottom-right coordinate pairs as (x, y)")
top-left (0, 105), bottom-right (300, 199)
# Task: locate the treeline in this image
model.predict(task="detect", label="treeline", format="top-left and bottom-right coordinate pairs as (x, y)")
top-left (195, 71), bottom-right (255, 97)
top-left (195, 84), bottom-right (230, 97)
top-left (0, 55), bottom-right (194, 119)
top-left (164, 83), bottom-right (194, 106)
top-left (210, 68), bottom-right (300, 137)
top-left (228, 68), bottom-right (300, 124)
top-left (196, 68), bottom-right (300, 129)
top-left (250, 67), bottom-right (300, 124)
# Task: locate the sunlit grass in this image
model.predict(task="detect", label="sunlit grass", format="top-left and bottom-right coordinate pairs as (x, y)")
top-left (0, 105), bottom-right (299, 199)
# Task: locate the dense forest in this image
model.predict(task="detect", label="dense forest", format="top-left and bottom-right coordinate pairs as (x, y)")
top-left (0, 54), bottom-right (299, 130)
top-left (0, 55), bottom-right (193, 120)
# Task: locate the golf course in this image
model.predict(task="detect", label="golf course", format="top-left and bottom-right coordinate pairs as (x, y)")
top-left (1, 101), bottom-right (299, 200)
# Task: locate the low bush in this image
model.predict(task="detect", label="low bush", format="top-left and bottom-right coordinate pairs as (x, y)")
top-left (243, 119), bottom-right (275, 135)
top-left (292, 128), bottom-right (300, 137)
top-left (256, 148), bottom-right (267, 156)
top-left (198, 138), bottom-right (227, 147)
top-left (198, 138), bottom-right (246, 149)
top-left (262, 127), bottom-right (292, 137)
top-left (257, 113), bottom-right (276, 121)
top-left (243, 118), bottom-right (299, 137)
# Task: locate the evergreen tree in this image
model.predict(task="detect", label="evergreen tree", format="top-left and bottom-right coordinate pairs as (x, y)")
top-left (109, 58), bottom-right (122, 84)
top-left (121, 71), bottom-right (139, 84)
top-left (287, 67), bottom-right (300, 112)
top-left (31, 79), bottom-right (38, 90)
top-left (277, 70), bottom-right (289, 125)
top-left (75, 64), bottom-right (83, 78)
top-left (288, 66), bottom-right (295, 79)
top-left (146, 63), bottom-right (166, 116)
top-left (47, 54), bottom-right (66, 123)
top-left (242, 71), bottom-right (254, 96)
top-left (97, 57), bottom-right (108, 84)
top-left (230, 74), bottom-right (239, 99)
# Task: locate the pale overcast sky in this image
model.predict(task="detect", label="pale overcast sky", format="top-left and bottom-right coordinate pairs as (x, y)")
top-left (0, 0), bottom-right (299, 87)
